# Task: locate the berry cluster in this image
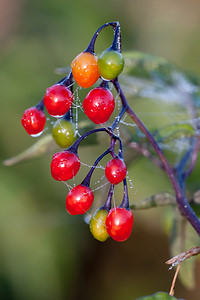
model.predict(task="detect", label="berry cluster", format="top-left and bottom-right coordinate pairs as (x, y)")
top-left (21, 22), bottom-right (134, 242)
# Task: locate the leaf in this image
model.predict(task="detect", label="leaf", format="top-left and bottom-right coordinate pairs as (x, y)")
top-left (154, 123), bottom-right (195, 143)
top-left (123, 51), bottom-right (199, 87)
top-left (169, 212), bottom-right (200, 289)
top-left (135, 291), bottom-right (178, 300)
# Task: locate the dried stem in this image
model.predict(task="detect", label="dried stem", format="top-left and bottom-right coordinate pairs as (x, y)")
top-left (169, 263), bottom-right (181, 296)
top-left (166, 246), bottom-right (200, 268)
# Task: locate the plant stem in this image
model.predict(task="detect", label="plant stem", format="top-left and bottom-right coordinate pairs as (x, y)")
top-left (112, 78), bottom-right (200, 236)
top-left (85, 21), bottom-right (119, 54)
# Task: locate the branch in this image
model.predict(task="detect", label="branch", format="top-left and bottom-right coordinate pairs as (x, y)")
top-left (130, 193), bottom-right (176, 210)
top-left (112, 78), bottom-right (200, 236)
top-left (128, 141), bottom-right (164, 169)
top-left (166, 246), bottom-right (200, 268)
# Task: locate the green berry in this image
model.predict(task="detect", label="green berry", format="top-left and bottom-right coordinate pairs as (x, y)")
top-left (98, 50), bottom-right (124, 80)
top-left (89, 209), bottom-right (110, 242)
top-left (52, 119), bottom-right (75, 148)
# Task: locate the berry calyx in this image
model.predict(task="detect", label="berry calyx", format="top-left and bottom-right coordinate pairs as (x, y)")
top-left (43, 84), bottom-right (73, 117)
top-left (21, 106), bottom-right (46, 136)
top-left (51, 151), bottom-right (80, 181)
top-left (89, 208), bottom-right (110, 242)
top-left (83, 87), bottom-right (115, 124)
top-left (105, 157), bottom-right (127, 184)
top-left (106, 207), bottom-right (133, 242)
top-left (98, 49), bottom-right (124, 80)
top-left (66, 184), bottom-right (94, 215)
top-left (52, 119), bottom-right (75, 148)
top-left (71, 52), bottom-right (99, 88)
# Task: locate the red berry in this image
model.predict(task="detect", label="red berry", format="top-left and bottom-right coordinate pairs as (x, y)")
top-left (105, 158), bottom-right (127, 184)
top-left (51, 151), bottom-right (80, 181)
top-left (43, 84), bottom-right (73, 117)
top-left (66, 185), bottom-right (94, 215)
top-left (21, 107), bottom-right (46, 136)
top-left (83, 87), bottom-right (115, 124)
top-left (106, 207), bottom-right (133, 242)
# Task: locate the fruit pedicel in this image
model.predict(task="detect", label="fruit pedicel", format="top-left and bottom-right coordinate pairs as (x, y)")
top-left (21, 21), bottom-right (134, 242)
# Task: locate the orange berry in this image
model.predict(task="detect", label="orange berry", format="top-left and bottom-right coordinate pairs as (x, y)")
top-left (71, 52), bottom-right (100, 88)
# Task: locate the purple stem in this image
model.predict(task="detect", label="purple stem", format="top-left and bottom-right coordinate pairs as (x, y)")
top-left (35, 98), bottom-right (45, 111)
top-left (184, 137), bottom-right (200, 179)
top-left (81, 148), bottom-right (110, 187)
top-left (112, 78), bottom-right (200, 235)
top-left (119, 178), bottom-right (129, 209)
top-left (101, 184), bottom-right (114, 211)
top-left (85, 22), bottom-right (119, 54)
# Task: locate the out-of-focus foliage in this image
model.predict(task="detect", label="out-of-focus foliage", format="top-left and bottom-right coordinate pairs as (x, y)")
top-left (1, 1), bottom-right (200, 300)
top-left (136, 292), bottom-right (178, 300)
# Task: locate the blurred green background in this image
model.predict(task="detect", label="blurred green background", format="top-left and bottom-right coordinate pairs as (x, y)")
top-left (1, 0), bottom-right (200, 299)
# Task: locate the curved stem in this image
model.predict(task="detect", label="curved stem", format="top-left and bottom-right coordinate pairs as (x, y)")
top-left (85, 22), bottom-right (119, 54)
top-left (82, 148), bottom-right (110, 187)
top-left (119, 178), bottom-right (129, 209)
top-left (101, 184), bottom-right (114, 211)
top-left (112, 78), bottom-right (200, 235)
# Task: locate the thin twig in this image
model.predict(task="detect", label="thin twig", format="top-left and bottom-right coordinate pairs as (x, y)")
top-left (166, 246), bottom-right (200, 268)
top-left (169, 263), bottom-right (181, 296)
top-left (130, 193), bottom-right (176, 210)
top-left (128, 141), bottom-right (164, 169)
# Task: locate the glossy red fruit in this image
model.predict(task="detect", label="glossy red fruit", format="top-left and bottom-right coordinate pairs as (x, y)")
top-left (66, 185), bottom-right (94, 215)
top-left (51, 151), bottom-right (80, 181)
top-left (21, 107), bottom-right (46, 136)
top-left (83, 87), bottom-right (115, 124)
top-left (106, 207), bottom-right (133, 242)
top-left (105, 158), bottom-right (127, 184)
top-left (43, 84), bottom-right (73, 117)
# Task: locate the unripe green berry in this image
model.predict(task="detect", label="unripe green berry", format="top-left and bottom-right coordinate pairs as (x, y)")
top-left (89, 209), bottom-right (110, 242)
top-left (98, 50), bottom-right (124, 80)
top-left (52, 119), bottom-right (75, 148)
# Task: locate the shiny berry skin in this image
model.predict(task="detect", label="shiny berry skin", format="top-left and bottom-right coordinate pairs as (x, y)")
top-left (21, 107), bottom-right (46, 136)
top-left (43, 84), bottom-right (73, 117)
top-left (105, 158), bottom-right (127, 184)
top-left (98, 50), bottom-right (124, 80)
top-left (71, 52), bottom-right (100, 88)
top-left (106, 207), bottom-right (133, 242)
top-left (83, 87), bottom-right (115, 124)
top-left (52, 119), bottom-right (75, 148)
top-left (66, 185), bottom-right (94, 215)
top-left (89, 209), bottom-right (110, 242)
top-left (51, 151), bottom-right (80, 181)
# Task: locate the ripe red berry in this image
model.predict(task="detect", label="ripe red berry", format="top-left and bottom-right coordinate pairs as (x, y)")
top-left (106, 207), bottom-right (133, 242)
top-left (66, 185), bottom-right (94, 215)
top-left (51, 151), bottom-right (80, 181)
top-left (21, 107), bottom-right (46, 136)
top-left (105, 157), bottom-right (127, 184)
top-left (71, 52), bottom-right (99, 88)
top-left (43, 84), bottom-right (73, 117)
top-left (83, 87), bottom-right (115, 124)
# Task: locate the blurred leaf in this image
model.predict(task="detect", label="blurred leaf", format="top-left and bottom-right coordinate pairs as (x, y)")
top-left (154, 123), bottom-right (195, 143)
top-left (170, 213), bottom-right (200, 289)
top-left (135, 291), bottom-right (178, 299)
top-left (123, 51), bottom-right (199, 87)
